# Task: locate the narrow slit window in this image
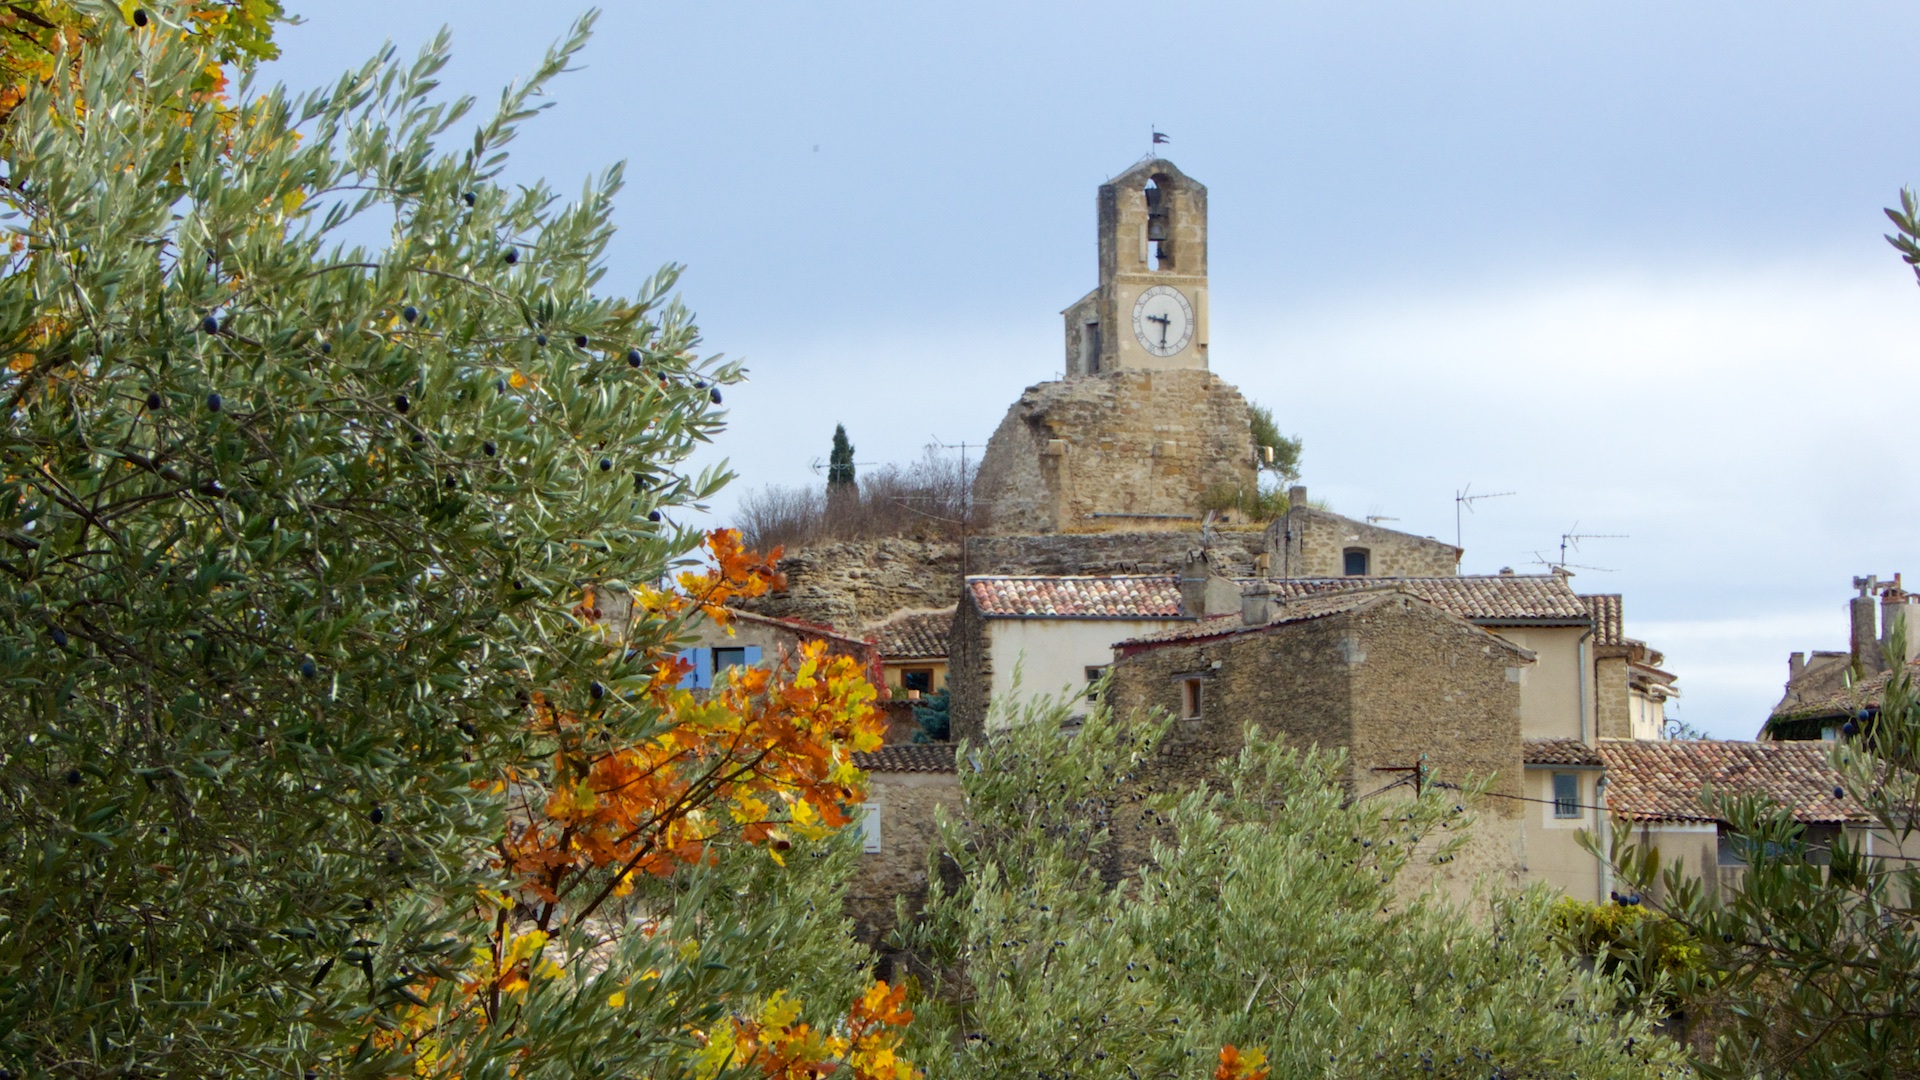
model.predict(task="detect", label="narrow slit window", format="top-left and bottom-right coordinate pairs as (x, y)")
top-left (1180, 678), bottom-right (1203, 720)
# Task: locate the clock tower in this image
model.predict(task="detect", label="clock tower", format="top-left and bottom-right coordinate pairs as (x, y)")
top-left (1062, 157), bottom-right (1209, 375)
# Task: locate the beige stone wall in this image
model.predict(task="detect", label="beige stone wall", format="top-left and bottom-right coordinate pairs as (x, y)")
top-left (847, 770), bottom-right (963, 947)
top-left (1523, 766), bottom-right (1609, 903)
top-left (1106, 597), bottom-right (1530, 886)
top-left (967, 529), bottom-right (1266, 578)
top-left (1093, 160), bottom-right (1211, 373)
top-left (972, 369), bottom-right (1257, 534)
top-left (1264, 504), bottom-right (1461, 578)
top-left (1492, 625), bottom-right (1590, 742)
top-left (947, 599), bottom-right (992, 746)
top-left (1593, 652), bottom-right (1633, 740)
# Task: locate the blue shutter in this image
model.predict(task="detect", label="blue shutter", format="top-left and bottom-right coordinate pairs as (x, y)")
top-left (744, 645), bottom-right (762, 667)
top-left (694, 647), bottom-right (713, 689)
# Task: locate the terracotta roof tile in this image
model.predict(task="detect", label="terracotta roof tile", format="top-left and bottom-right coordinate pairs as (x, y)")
top-left (866, 608), bottom-right (953, 659)
top-left (1581, 594), bottom-right (1625, 645)
top-left (967, 575), bottom-right (1184, 619)
top-left (854, 743), bottom-right (957, 773)
top-left (1250, 575), bottom-right (1590, 623)
top-left (1116, 590), bottom-right (1394, 647)
top-left (1769, 662), bottom-right (1918, 724)
top-left (1525, 738), bottom-right (1605, 767)
top-left (1597, 739), bottom-right (1866, 824)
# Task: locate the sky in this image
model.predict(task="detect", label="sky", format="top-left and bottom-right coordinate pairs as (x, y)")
top-left (263, 2), bottom-right (1920, 738)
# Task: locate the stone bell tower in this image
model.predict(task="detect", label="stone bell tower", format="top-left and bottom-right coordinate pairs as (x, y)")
top-left (972, 158), bottom-right (1255, 535)
top-left (1062, 158), bottom-right (1210, 375)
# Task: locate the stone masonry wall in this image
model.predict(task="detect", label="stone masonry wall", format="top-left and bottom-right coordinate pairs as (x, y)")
top-left (847, 770), bottom-right (964, 948)
top-left (740, 531), bottom-right (1267, 632)
top-left (945, 599), bottom-right (992, 747)
top-left (972, 369), bottom-right (1257, 534)
top-left (1593, 651), bottom-right (1633, 740)
top-left (1106, 597), bottom-right (1527, 882)
top-left (1265, 504), bottom-right (1461, 578)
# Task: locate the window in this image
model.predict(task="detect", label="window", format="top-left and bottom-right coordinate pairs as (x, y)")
top-left (1085, 665), bottom-right (1108, 703)
top-left (1084, 322), bottom-right (1101, 374)
top-left (1180, 678), bottom-right (1204, 720)
top-left (1552, 773), bottom-right (1580, 818)
top-left (858, 803), bottom-right (882, 854)
top-left (1343, 548), bottom-right (1371, 576)
top-left (713, 647), bottom-right (748, 673)
top-left (901, 668), bottom-right (933, 693)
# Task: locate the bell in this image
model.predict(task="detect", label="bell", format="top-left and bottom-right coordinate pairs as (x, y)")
top-left (1147, 219), bottom-right (1169, 241)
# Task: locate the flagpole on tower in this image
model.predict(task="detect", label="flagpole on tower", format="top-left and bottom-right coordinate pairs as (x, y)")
top-left (1150, 127), bottom-right (1170, 159)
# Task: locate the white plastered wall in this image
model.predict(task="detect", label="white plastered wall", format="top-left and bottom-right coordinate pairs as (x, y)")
top-left (985, 617), bottom-right (1173, 729)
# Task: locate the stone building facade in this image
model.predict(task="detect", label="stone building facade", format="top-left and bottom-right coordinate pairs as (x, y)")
top-left (846, 744), bottom-right (962, 948)
top-left (1265, 486), bottom-right (1461, 578)
top-left (1105, 589), bottom-right (1532, 889)
top-left (1767, 573), bottom-right (1920, 740)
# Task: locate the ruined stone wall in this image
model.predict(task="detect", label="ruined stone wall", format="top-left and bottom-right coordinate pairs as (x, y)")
top-left (847, 770), bottom-right (963, 947)
top-left (972, 370), bottom-right (1257, 534)
top-left (1265, 504), bottom-right (1461, 578)
top-left (740, 530), bottom-right (1266, 633)
top-left (737, 538), bottom-right (963, 631)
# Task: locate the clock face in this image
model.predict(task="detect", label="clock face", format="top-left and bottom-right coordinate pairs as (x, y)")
top-left (1131, 285), bottom-right (1194, 357)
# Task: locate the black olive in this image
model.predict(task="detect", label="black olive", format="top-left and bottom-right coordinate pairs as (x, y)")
top-left (65, 768), bottom-right (81, 786)
top-left (462, 191), bottom-right (476, 207)
top-left (443, 475), bottom-right (456, 488)
top-left (710, 388), bottom-right (722, 404)
top-left (589, 681), bottom-right (605, 700)
top-left (200, 314), bottom-right (219, 334)
top-left (535, 333), bottom-right (547, 347)
top-left (200, 479), bottom-right (224, 497)
top-left (49, 626), bottom-right (68, 647)
top-left (394, 393), bottom-right (410, 414)
top-left (599, 458), bottom-right (612, 472)
top-left (495, 379), bottom-right (507, 394)
top-left (1834, 785), bottom-right (1846, 800)
top-left (648, 510), bottom-right (662, 523)
top-left (402, 306), bottom-right (418, 323)
top-left (133, 8), bottom-right (149, 26)
top-left (145, 391), bottom-right (162, 410)
top-left (206, 391), bottom-right (222, 412)
top-left (574, 334), bottom-right (588, 348)
top-left (363, 897), bottom-right (375, 911)
top-left (1842, 719), bottom-right (1859, 737)
top-left (694, 379), bottom-right (707, 389)
top-left (300, 659), bottom-right (317, 678)
top-left (482, 441), bottom-right (496, 457)
top-left (368, 805), bottom-right (385, 825)
top-left (320, 340), bottom-right (332, 355)
top-left (626, 348), bottom-right (643, 367)
top-left (503, 248), bottom-right (518, 264)
top-left (410, 433), bottom-right (425, 444)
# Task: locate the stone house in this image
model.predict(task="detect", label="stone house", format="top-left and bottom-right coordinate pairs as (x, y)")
top-left (678, 608), bottom-right (878, 689)
top-left (864, 607), bottom-right (953, 700)
top-left (845, 743), bottom-right (961, 947)
top-left (1263, 485), bottom-right (1461, 578)
top-left (1106, 587), bottom-right (1535, 892)
top-left (1594, 739), bottom-right (1906, 902)
top-left (1766, 574), bottom-right (1920, 741)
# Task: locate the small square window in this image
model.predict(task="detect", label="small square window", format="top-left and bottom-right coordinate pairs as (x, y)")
top-left (1180, 678), bottom-right (1203, 720)
top-left (1085, 665), bottom-right (1108, 702)
top-left (1343, 548), bottom-right (1371, 576)
top-left (713, 647), bottom-right (748, 673)
top-left (901, 668), bottom-right (933, 693)
top-left (1551, 773), bottom-right (1580, 818)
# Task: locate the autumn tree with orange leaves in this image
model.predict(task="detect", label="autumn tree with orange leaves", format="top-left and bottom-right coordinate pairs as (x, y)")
top-left (0, 9), bottom-right (915, 1078)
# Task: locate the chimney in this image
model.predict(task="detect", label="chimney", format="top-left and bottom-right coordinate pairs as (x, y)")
top-left (1884, 582), bottom-right (1920, 667)
top-left (1178, 552), bottom-right (1242, 618)
top-left (1850, 575), bottom-right (1884, 674)
top-left (1241, 589), bottom-right (1272, 627)
top-left (1789, 651), bottom-right (1806, 682)
top-left (1286, 485), bottom-right (1307, 511)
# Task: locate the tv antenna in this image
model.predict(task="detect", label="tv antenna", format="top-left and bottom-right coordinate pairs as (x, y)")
top-left (1537, 524), bottom-right (1628, 573)
top-left (932, 435), bottom-right (987, 575)
top-left (1454, 484), bottom-right (1516, 551)
top-left (806, 456), bottom-right (878, 475)
top-left (1365, 510), bottom-right (1400, 525)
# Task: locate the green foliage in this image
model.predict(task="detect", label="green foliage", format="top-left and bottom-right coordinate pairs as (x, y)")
top-left (903, 699), bottom-right (1689, 1079)
top-left (828, 422), bottom-right (856, 489)
top-left (1200, 481), bottom-right (1288, 522)
top-left (1247, 402), bottom-right (1301, 484)
top-left (1550, 897), bottom-right (1714, 1010)
top-left (0, 12), bottom-right (869, 1075)
top-left (911, 686), bottom-right (950, 743)
top-left (1598, 624), bottom-right (1920, 1077)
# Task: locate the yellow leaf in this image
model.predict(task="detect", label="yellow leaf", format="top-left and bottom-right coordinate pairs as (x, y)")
top-left (607, 990), bottom-right (625, 1008)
